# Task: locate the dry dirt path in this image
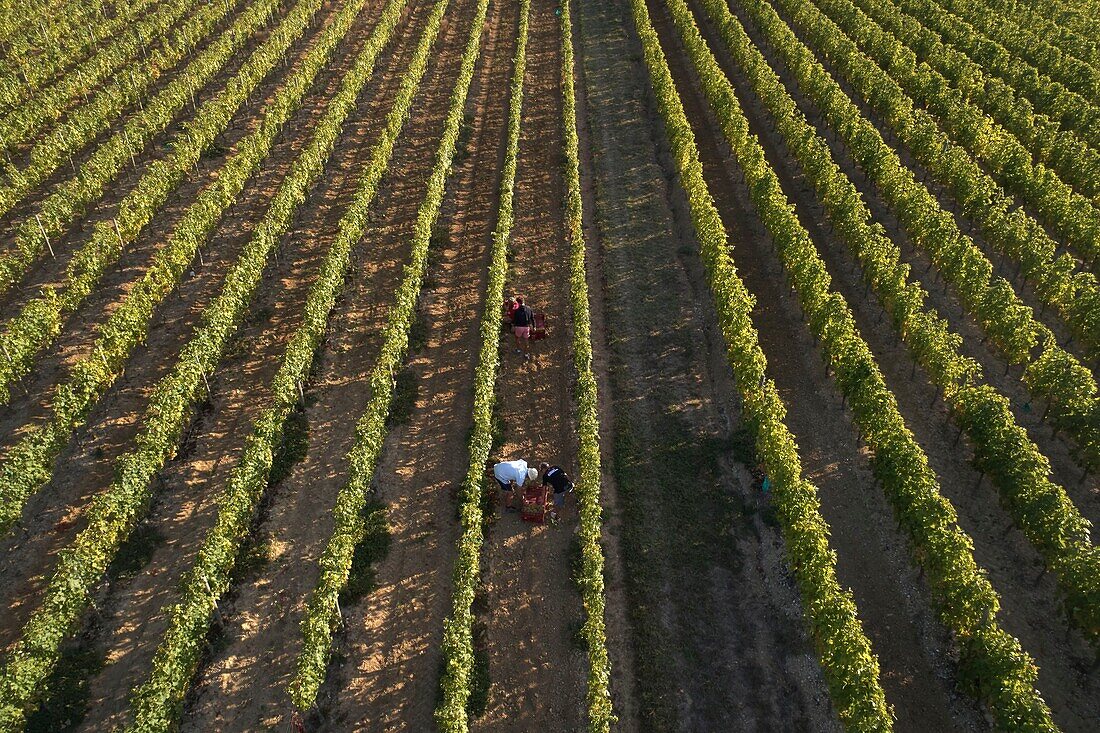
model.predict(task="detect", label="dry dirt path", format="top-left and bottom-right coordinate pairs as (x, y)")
top-left (574, 0), bottom-right (842, 730)
top-left (316, 0), bottom-right (517, 728)
top-left (471, 0), bottom-right (587, 729)
top-left (0, 0), bottom-right (363, 655)
top-left (177, 0), bottom-right (496, 729)
top-left (572, 12), bottom-right (638, 727)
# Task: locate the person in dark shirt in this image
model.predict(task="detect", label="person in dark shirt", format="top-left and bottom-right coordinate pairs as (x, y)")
top-left (511, 296), bottom-right (534, 357)
top-left (539, 462), bottom-right (574, 518)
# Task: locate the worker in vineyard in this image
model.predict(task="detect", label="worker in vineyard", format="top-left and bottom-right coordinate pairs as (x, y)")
top-left (511, 295), bottom-right (534, 358)
top-left (503, 295), bottom-right (519, 325)
top-left (540, 462), bottom-right (575, 519)
top-left (493, 458), bottom-right (538, 512)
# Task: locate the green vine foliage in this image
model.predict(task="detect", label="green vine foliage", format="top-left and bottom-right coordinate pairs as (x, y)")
top-left (896, 0), bottom-right (1100, 154)
top-left (0, 0), bottom-right (160, 111)
top-left (0, 0), bottom-right (302, 411)
top-left (0, 0), bottom-right (373, 726)
top-left (930, 0), bottom-right (1100, 102)
top-left (0, 0), bottom-right (274, 225)
top-left (0, 0), bottom-right (199, 151)
top-left (628, 0), bottom-right (895, 729)
top-left (123, 0), bottom-right (418, 726)
top-left (735, 0), bottom-right (1100, 473)
top-left (807, 0), bottom-right (1100, 275)
top-left (973, 0), bottom-right (1100, 72)
top-left (435, 0), bottom-right (528, 728)
top-left (561, 1), bottom-right (614, 729)
top-left (845, 0), bottom-right (1100, 203)
top-left (788, 0), bottom-right (1100, 362)
top-left (286, 0), bottom-right (488, 710)
top-left (693, 0), bottom-right (1100, 643)
top-left (0, 0), bottom-right (100, 54)
top-left (0, 0), bottom-right (334, 536)
top-left (669, 0), bottom-right (1065, 725)
top-left (0, 0), bottom-right (307, 404)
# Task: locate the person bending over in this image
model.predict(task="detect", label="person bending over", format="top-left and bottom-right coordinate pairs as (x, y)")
top-left (493, 458), bottom-right (537, 512)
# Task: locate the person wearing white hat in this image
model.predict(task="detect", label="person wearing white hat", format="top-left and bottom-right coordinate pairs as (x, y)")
top-left (492, 458), bottom-right (538, 512)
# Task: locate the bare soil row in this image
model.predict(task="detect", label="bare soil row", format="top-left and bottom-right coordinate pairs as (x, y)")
top-left (648, 0), bottom-right (1100, 729)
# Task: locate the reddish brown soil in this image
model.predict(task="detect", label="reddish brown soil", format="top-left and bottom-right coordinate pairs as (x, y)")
top-left (68, 0), bottom-right (428, 728)
top-left (178, 0), bottom-right (501, 729)
top-left (0, 0), bottom-right (277, 254)
top-left (0, 0), bottom-right (364, 657)
top-left (315, 0), bottom-right (516, 728)
top-left (470, 0), bottom-right (588, 729)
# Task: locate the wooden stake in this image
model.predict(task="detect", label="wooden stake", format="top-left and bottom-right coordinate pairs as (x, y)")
top-left (131, 71), bottom-right (143, 111)
top-left (201, 572), bottom-right (224, 625)
top-left (123, 129), bottom-right (136, 168)
top-left (35, 215), bottom-right (54, 258)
